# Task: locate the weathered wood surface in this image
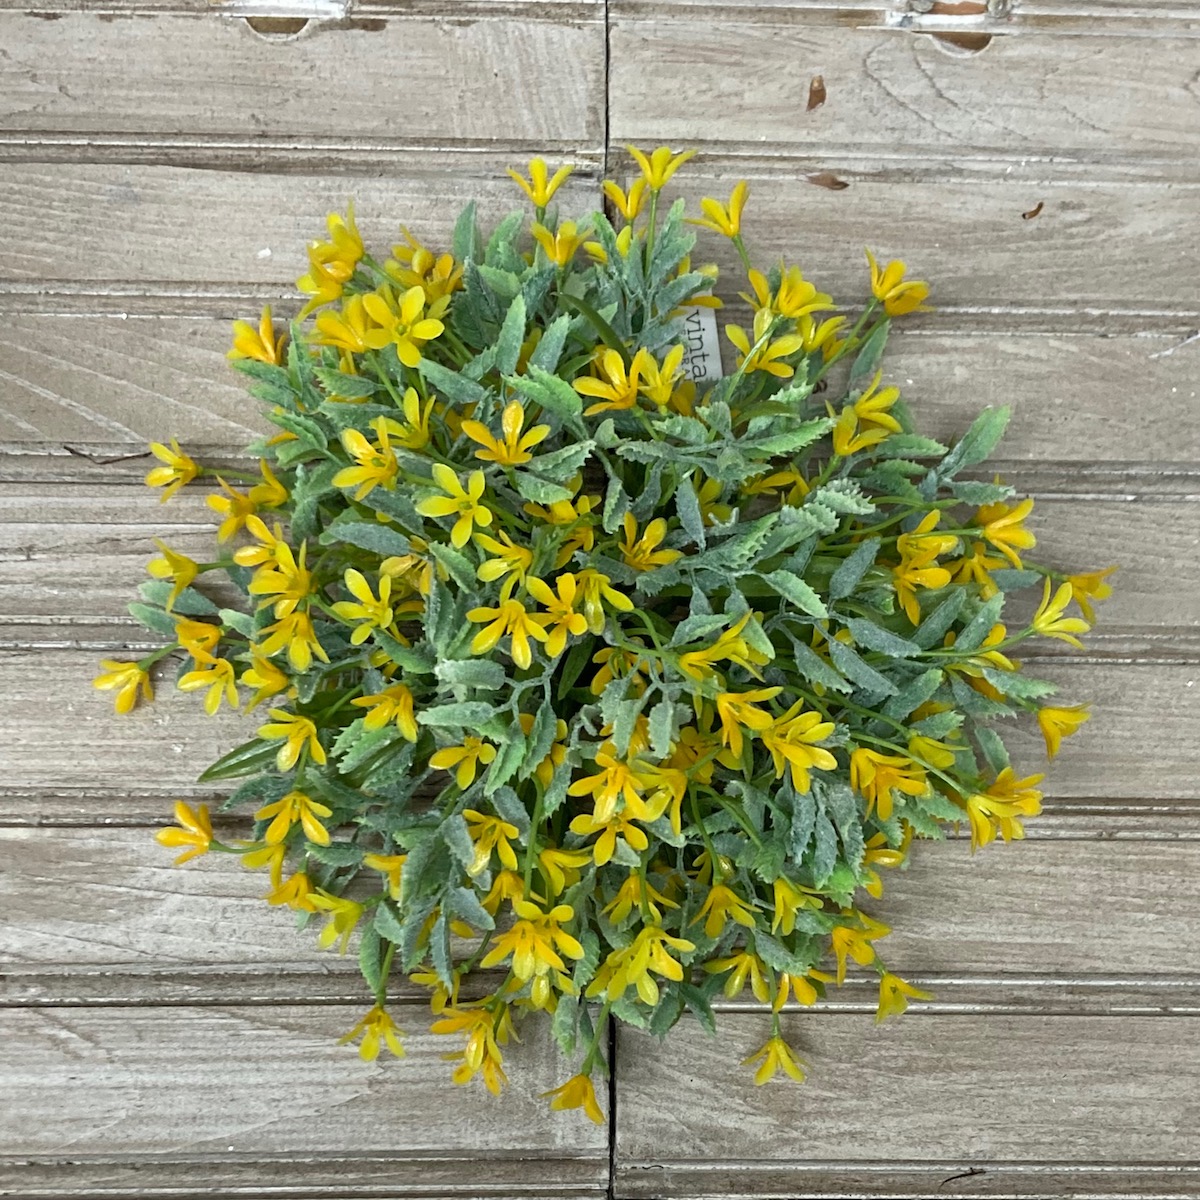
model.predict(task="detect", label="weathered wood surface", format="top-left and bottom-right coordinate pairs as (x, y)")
top-left (0, 1004), bottom-right (608, 1196)
top-left (614, 1014), bottom-right (1200, 1196)
top-left (2, 320), bottom-right (1198, 456)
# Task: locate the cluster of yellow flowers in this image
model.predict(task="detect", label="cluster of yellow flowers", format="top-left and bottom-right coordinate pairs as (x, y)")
top-left (98, 147), bottom-right (1113, 1118)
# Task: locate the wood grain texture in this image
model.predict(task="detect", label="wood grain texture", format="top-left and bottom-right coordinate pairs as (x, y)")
top-left (2, 319), bottom-right (1198, 456)
top-left (0, 12), bottom-right (605, 143)
top-left (613, 1014), bottom-right (1200, 1193)
top-left (4, 827), bottom-right (1199, 981)
top-left (0, 1004), bottom-right (608, 1194)
top-left (607, 22), bottom-right (1200, 161)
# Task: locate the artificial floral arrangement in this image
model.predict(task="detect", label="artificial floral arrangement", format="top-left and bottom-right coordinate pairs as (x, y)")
top-left (95, 146), bottom-right (1112, 1122)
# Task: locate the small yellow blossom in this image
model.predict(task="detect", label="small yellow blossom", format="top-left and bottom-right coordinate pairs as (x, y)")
top-left (240, 653), bottom-right (292, 709)
top-left (829, 911), bottom-right (890, 983)
top-left (475, 530), bottom-right (534, 600)
top-left (416, 464), bottom-right (493, 549)
top-left (760, 702), bottom-right (838, 792)
top-left (568, 809), bottom-right (649, 866)
top-left (518, 713), bottom-right (568, 789)
top-left (462, 808), bottom-right (520, 876)
top-left (508, 158), bottom-right (575, 208)
top-left (691, 180), bottom-right (748, 238)
top-left (567, 742), bottom-right (657, 824)
top-left (339, 1004), bottom-right (405, 1061)
top-left (975, 497), bottom-right (1036, 568)
top-left (602, 177), bottom-right (648, 222)
top-left (481, 899), bottom-right (585, 982)
top-left (206, 478), bottom-right (256, 542)
top-left (1037, 703), bottom-right (1090, 758)
top-left (742, 267), bottom-right (834, 322)
top-left (257, 709), bottom-right (326, 770)
top-left (314, 294), bottom-right (374, 354)
top-left (363, 852), bottom-right (407, 900)
top-left (865, 248), bottom-right (931, 317)
top-left (351, 683), bottom-right (419, 739)
top-left (363, 284), bottom-right (445, 368)
top-left (574, 569), bottom-right (635, 633)
top-left (619, 512), bottom-right (683, 572)
top-left (573, 347), bottom-right (652, 415)
top-left (334, 417), bottom-right (403, 500)
top-left (247, 540), bottom-right (310, 619)
top-left (155, 799), bottom-right (214, 864)
top-left (704, 949), bottom-right (771, 1003)
top-left (742, 1035), bottom-right (806, 1085)
top-left (587, 925), bottom-right (694, 1005)
top-left (538, 846), bottom-right (592, 897)
top-left (602, 872), bottom-right (678, 924)
top-left (297, 206), bottom-right (364, 316)
top-left (892, 511), bottom-right (956, 624)
top-left (638, 345), bottom-right (686, 410)
top-left (175, 617), bottom-right (220, 665)
top-left (963, 768), bottom-right (1044, 851)
top-left (177, 657), bottom-right (240, 716)
top-left (526, 573), bottom-right (589, 657)
top-left (541, 1073), bottom-right (604, 1125)
top-left (93, 659), bottom-right (153, 714)
top-left (797, 312), bottom-right (847, 359)
top-left (876, 972), bottom-right (934, 1022)
top-left (309, 890), bottom-right (364, 953)
top-left (228, 305), bottom-right (286, 365)
top-left (386, 227), bottom-right (463, 302)
top-left (467, 597), bottom-right (548, 670)
top-left (331, 569), bottom-right (394, 645)
top-left (772, 876), bottom-right (822, 936)
top-left (627, 144), bottom-right (696, 191)
top-left (714, 687), bottom-right (782, 758)
top-left (531, 220), bottom-right (589, 268)
top-left (852, 370), bottom-right (902, 434)
top-left (145, 438), bottom-right (200, 502)
top-left (693, 883), bottom-right (759, 938)
top-left (947, 542), bottom-right (1009, 597)
top-left (146, 540), bottom-right (199, 612)
top-left (849, 747), bottom-right (927, 821)
top-left (247, 460), bottom-right (288, 510)
top-left (461, 400), bottom-right (550, 467)
top-left (1067, 567), bottom-right (1116, 624)
top-left (266, 869), bottom-right (317, 911)
top-left (1030, 579), bottom-right (1091, 649)
top-left (255, 788), bottom-right (333, 846)
top-left (258, 610), bottom-right (328, 673)
top-left (832, 406), bottom-right (888, 458)
top-left (678, 612), bottom-right (770, 681)
top-left (430, 737), bottom-right (497, 791)
top-left (726, 317), bottom-right (805, 379)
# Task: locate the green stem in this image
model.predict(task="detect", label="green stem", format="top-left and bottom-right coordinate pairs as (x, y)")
top-left (810, 302), bottom-right (880, 387)
top-left (731, 233), bottom-right (753, 275)
top-left (523, 787), bottom-right (547, 895)
top-left (376, 941), bottom-right (397, 1005)
top-left (137, 643), bottom-right (180, 671)
top-left (559, 294), bottom-right (632, 369)
top-left (581, 1000), bottom-right (613, 1076)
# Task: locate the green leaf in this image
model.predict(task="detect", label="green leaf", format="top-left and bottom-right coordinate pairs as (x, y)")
top-left (314, 368), bottom-right (378, 399)
top-left (489, 784), bottom-right (532, 837)
top-left (810, 809), bottom-right (839, 884)
top-left (955, 593), bottom-right (1005, 653)
top-left (139, 580), bottom-right (218, 616)
top-left (528, 313), bottom-right (571, 374)
top-left (218, 608), bottom-right (257, 638)
top-left (510, 366), bottom-right (584, 426)
top-left (513, 471), bottom-right (574, 505)
top-left (939, 406), bottom-right (1011, 477)
top-left (827, 639), bottom-right (899, 697)
top-left (531, 441), bottom-right (593, 482)
top-left (435, 659), bottom-right (506, 691)
top-left (829, 538), bottom-right (881, 600)
top-left (848, 320), bottom-right (889, 392)
top-left (452, 200), bottom-right (481, 264)
top-left (197, 737), bottom-right (279, 782)
top-left (648, 696), bottom-right (677, 759)
top-left (484, 736), bottom-right (527, 795)
top-left (494, 294), bottom-right (527, 376)
top-left (427, 542), bottom-right (477, 591)
top-left (762, 570), bottom-right (828, 619)
top-left (320, 519), bottom-right (412, 558)
top-left (844, 618), bottom-right (922, 658)
top-left (445, 885), bottom-right (495, 932)
top-left (975, 725), bottom-right (1011, 774)
top-left (127, 602), bottom-right (177, 637)
top-left (418, 701), bottom-right (497, 728)
top-left (675, 475), bottom-right (706, 549)
top-left (752, 418), bottom-right (834, 459)
top-left (358, 924), bottom-right (384, 996)
top-left (417, 358), bottom-right (491, 406)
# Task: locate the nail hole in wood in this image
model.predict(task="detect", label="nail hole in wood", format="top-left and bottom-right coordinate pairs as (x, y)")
top-left (243, 16), bottom-right (310, 38)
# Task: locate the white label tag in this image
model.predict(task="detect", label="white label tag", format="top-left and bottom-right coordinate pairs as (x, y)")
top-left (678, 305), bottom-right (724, 384)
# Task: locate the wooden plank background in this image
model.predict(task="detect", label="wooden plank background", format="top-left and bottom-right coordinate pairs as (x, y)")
top-left (1, 0), bottom-right (1198, 1196)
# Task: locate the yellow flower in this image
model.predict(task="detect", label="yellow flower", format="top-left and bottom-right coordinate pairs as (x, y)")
top-left (483, 868), bottom-right (527, 916)
top-left (772, 876), bottom-right (822, 936)
top-left (586, 925), bottom-right (694, 1005)
top-left (146, 540), bottom-right (199, 612)
top-left (313, 294), bottom-right (374, 354)
top-left (362, 284), bottom-right (445, 368)
top-left (363, 852), bottom-right (406, 900)
top-left (430, 737), bottom-right (497, 791)
top-left (947, 542), bottom-right (1009, 597)
top-left (308, 890), bottom-right (364, 953)
top-left (908, 733), bottom-right (958, 770)
top-left (461, 400), bottom-right (550, 467)
top-left (538, 846), bottom-right (592, 898)
top-left (475, 530), bottom-right (534, 600)
top-left (541, 1073), bottom-right (604, 1125)
top-left (742, 1035), bottom-right (806, 1085)
top-left (93, 659), bottom-right (153, 714)
top-left (351, 684), bottom-right (418, 739)
top-left (691, 180), bottom-right (748, 238)
top-left (963, 768), bottom-right (1044, 851)
top-left (480, 899), bottom-right (585, 982)
top-left (573, 347), bottom-right (652, 414)
top-left (518, 713), bottom-right (568, 789)
top-left (975, 497), bottom-right (1036, 568)
top-left (1067, 567), bottom-right (1116, 624)
top-left (233, 514), bottom-right (286, 568)
top-left (416, 464), bottom-right (493, 549)
top-left (876, 972), bottom-right (934, 1022)
top-left (177, 657), bottom-right (240, 716)
top-left (297, 205), bottom-right (363, 316)
top-left (508, 157), bottom-right (574, 208)
top-left (892, 511), bottom-right (956, 624)
top-left (258, 610), bottom-right (328, 673)
top-left (726, 316), bottom-right (805, 379)
top-left (155, 799), bottom-right (214, 864)
top-left (266, 869), bottom-right (317, 911)
top-left (175, 617), bottom-right (220, 665)
top-left (255, 788), bottom-right (333, 846)
top-left (145, 438), bottom-right (200, 502)
top-left (602, 177), bottom-right (648, 222)
top-left (678, 612), bottom-right (769, 681)
top-left (760, 702), bottom-right (838, 792)
top-left (568, 809), bottom-right (649, 866)
top-left (797, 312), bottom-right (847, 358)
top-left (257, 709), bottom-right (326, 770)
top-left (388, 387), bottom-right (435, 452)
top-left (247, 540), bottom-right (311, 619)
top-left (432, 1004), bottom-right (510, 1095)
top-left (832, 407), bottom-right (887, 458)
top-left (627, 144), bottom-right (696, 191)
top-left (575, 568), bottom-right (635, 634)
top-left (861, 830), bottom-right (910, 899)
top-left (829, 911), bottom-right (890, 983)
top-left (637, 345), bottom-right (685, 410)
top-left (602, 872), bottom-right (678, 924)
top-left (1037, 703), bottom-right (1090, 758)
top-left (531, 220), bottom-right (589, 268)
top-left (567, 742), bottom-right (657, 824)
top-left (619, 512), bottom-right (682, 572)
top-left (228, 305), bottom-right (286, 365)
top-left (331, 569), bottom-right (393, 645)
top-left (853, 370), bottom-right (902, 434)
top-left (240, 653), bottom-right (292, 710)
top-left (249, 460), bottom-right (287, 510)
top-left (772, 970), bottom-right (828, 1012)
top-left (704, 949), bottom-right (771, 1003)
top-left (865, 248), bottom-right (931, 317)
top-left (462, 808), bottom-right (521, 876)
top-left (467, 597), bottom-right (548, 670)
top-left (742, 268), bottom-right (834, 322)
top-left (1031, 579), bottom-right (1090, 649)
top-left (714, 687), bottom-right (782, 758)
top-left (693, 883), bottom-right (759, 938)
top-left (339, 1004), bottom-right (405, 1061)
top-left (206, 478), bottom-right (256, 543)
top-left (526, 573), bottom-right (589, 658)
top-left (849, 747), bottom-right (926, 821)
top-left (333, 417), bottom-right (401, 501)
